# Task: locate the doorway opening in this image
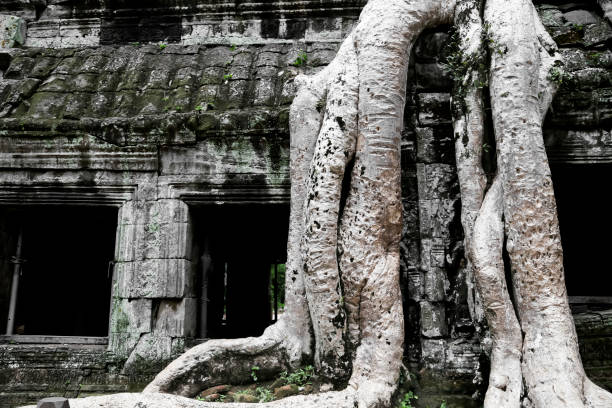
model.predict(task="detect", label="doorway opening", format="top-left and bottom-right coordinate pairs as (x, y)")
top-left (191, 204), bottom-right (289, 339)
top-left (551, 164), bottom-right (612, 303)
top-left (0, 206), bottom-right (117, 337)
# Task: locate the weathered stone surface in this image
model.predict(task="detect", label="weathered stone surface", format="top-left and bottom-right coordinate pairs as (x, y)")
top-left (420, 301), bottom-right (448, 338)
top-left (539, 8), bottom-right (565, 26)
top-left (584, 20), bottom-right (612, 47)
top-left (1, 3), bottom-right (612, 408)
top-left (564, 10), bottom-right (599, 25)
top-left (36, 397), bottom-right (69, 408)
top-left (115, 258), bottom-right (194, 298)
top-left (417, 93), bottom-right (452, 126)
top-left (122, 334), bottom-right (180, 375)
top-left (0, 15), bottom-right (26, 48)
top-left (153, 298), bottom-right (197, 338)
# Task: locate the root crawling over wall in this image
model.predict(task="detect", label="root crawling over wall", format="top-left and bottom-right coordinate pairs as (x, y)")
top-left (39, 0), bottom-right (612, 407)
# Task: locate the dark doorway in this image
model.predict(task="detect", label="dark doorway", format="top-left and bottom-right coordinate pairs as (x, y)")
top-left (551, 164), bottom-right (612, 297)
top-left (192, 204), bottom-right (289, 339)
top-left (0, 206), bottom-right (117, 337)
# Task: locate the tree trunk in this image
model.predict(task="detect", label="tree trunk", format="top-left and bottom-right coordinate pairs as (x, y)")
top-left (36, 1), bottom-right (612, 407)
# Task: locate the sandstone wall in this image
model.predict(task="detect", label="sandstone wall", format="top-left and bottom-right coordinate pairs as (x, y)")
top-left (0, 1), bottom-right (610, 407)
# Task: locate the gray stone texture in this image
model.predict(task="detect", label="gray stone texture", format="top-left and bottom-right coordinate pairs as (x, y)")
top-left (0, 1), bottom-right (611, 407)
top-left (36, 397), bottom-right (69, 408)
top-left (0, 15), bottom-right (26, 48)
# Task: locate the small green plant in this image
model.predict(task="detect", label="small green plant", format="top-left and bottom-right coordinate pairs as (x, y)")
top-left (131, 42), bottom-right (140, 46)
top-left (174, 105), bottom-right (183, 111)
top-left (293, 50), bottom-right (308, 67)
top-left (398, 391), bottom-right (418, 408)
top-left (255, 386), bottom-right (274, 402)
top-left (159, 43), bottom-right (167, 50)
top-left (230, 44), bottom-right (237, 51)
top-left (223, 73), bottom-right (233, 81)
top-left (587, 52), bottom-right (602, 65)
top-left (548, 66), bottom-right (566, 85)
top-left (279, 365), bottom-right (314, 386)
top-left (234, 389), bottom-right (252, 396)
top-left (251, 365), bottom-right (260, 382)
top-left (572, 23), bottom-right (584, 32)
top-left (439, 401), bottom-right (447, 408)
top-left (195, 104), bottom-right (203, 111)
top-left (162, 96), bottom-right (169, 102)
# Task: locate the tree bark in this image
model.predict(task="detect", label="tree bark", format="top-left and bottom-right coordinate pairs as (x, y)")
top-left (27, 1), bottom-right (612, 407)
top-left (485, 0), bottom-right (612, 406)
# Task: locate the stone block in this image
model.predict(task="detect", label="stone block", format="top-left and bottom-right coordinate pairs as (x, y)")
top-left (116, 199), bottom-right (193, 261)
top-left (569, 68), bottom-right (612, 90)
top-left (559, 49), bottom-right (589, 72)
top-left (596, 88), bottom-right (612, 125)
top-left (415, 62), bottom-right (453, 90)
top-left (115, 221), bottom-right (192, 261)
top-left (108, 298), bottom-right (152, 358)
top-left (584, 21), bottom-right (612, 47)
top-left (421, 338), bottom-right (447, 368)
top-left (109, 298), bottom-right (152, 334)
top-left (144, 221), bottom-right (192, 260)
top-left (549, 90), bottom-right (595, 127)
top-left (539, 8), bottom-right (564, 27)
top-left (153, 298), bottom-right (197, 337)
top-left (414, 31), bottom-right (449, 61)
top-left (115, 259), bottom-right (194, 298)
top-left (122, 333), bottom-right (176, 374)
top-left (37, 397), bottom-right (69, 408)
top-left (415, 126), bottom-right (455, 164)
top-left (417, 199), bottom-right (457, 243)
top-left (564, 10), bottom-right (599, 26)
top-left (0, 15), bottom-right (26, 48)
top-left (416, 163), bottom-right (457, 200)
top-left (424, 267), bottom-right (448, 302)
top-left (417, 93), bottom-right (451, 126)
top-left (420, 301), bottom-right (448, 338)
top-left (446, 338), bottom-right (481, 373)
top-left (550, 25), bottom-right (584, 46)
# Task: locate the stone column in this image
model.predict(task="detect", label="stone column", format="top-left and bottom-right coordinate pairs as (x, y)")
top-left (110, 198), bottom-right (196, 372)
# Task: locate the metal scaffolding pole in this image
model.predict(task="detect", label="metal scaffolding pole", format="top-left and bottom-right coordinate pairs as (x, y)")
top-left (6, 227), bottom-right (23, 335)
top-left (273, 263), bottom-right (278, 322)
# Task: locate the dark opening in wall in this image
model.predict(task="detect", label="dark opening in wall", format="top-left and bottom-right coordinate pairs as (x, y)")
top-left (551, 164), bottom-right (612, 299)
top-left (191, 204), bottom-right (289, 339)
top-left (0, 206), bottom-right (117, 337)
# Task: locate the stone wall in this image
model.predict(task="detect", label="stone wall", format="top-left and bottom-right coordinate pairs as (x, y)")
top-left (0, 1), bottom-right (611, 407)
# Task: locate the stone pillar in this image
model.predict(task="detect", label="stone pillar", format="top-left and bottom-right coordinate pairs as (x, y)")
top-left (110, 198), bottom-right (196, 371)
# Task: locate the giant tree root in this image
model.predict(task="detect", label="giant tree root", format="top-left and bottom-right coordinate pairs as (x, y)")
top-left (144, 323), bottom-right (293, 396)
top-left (104, 1), bottom-right (457, 407)
top-left (18, 1), bottom-right (612, 407)
top-left (22, 390), bottom-right (358, 408)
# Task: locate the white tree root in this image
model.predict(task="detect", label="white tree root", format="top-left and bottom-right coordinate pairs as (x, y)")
top-left (452, 0), bottom-right (488, 327)
top-left (471, 178), bottom-right (522, 408)
top-left (21, 1), bottom-right (612, 408)
top-left (451, 3), bottom-right (521, 406)
top-left (599, 0), bottom-right (612, 23)
top-left (486, 0), bottom-right (612, 406)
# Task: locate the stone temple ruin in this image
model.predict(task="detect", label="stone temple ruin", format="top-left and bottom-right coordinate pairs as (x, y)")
top-left (0, 1), bottom-right (610, 407)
